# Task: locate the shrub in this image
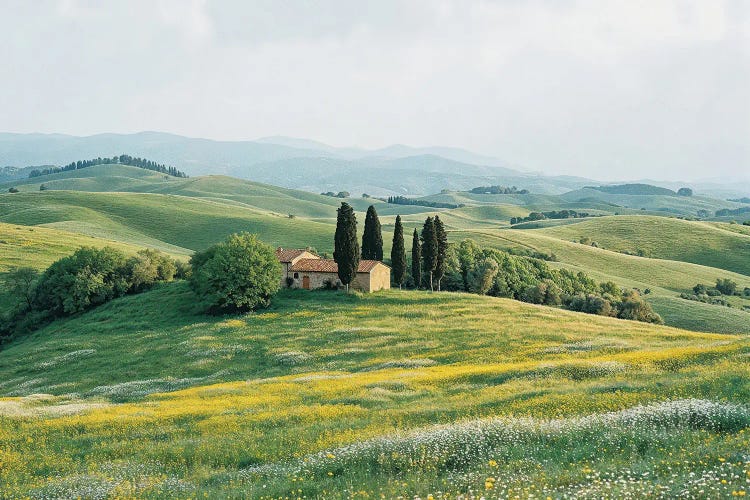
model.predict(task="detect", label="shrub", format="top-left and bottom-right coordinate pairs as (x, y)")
top-left (33, 247), bottom-right (130, 317)
top-left (617, 290), bottom-right (663, 324)
top-left (189, 232), bottom-right (282, 313)
top-left (716, 278), bottom-right (738, 296)
top-left (123, 249), bottom-right (176, 292)
top-left (8, 187), bottom-right (18, 193)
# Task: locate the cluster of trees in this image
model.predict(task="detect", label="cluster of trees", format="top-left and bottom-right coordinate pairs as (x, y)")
top-left (189, 233), bottom-right (281, 313)
top-left (439, 240), bottom-right (662, 323)
top-left (677, 187), bottom-right (693, 196)
top-left (716, 207), bottom-right (750, 217)
top-left (510, 210), bottom-right (591, 225)
top-left (469, 185), bottom-right (529, 195)
top-left (386, 196), bottom-right (462, 209)
top-left (680, 279), bottom-right (750, 308)
top-left (1, 247), bottom-right (184, 341)
top-left (331, 204), bottom-right (448, 292)
top-left (321, 191), bottom-right (350, 198)
top-left (28, 155), bottom-right (188, 179)
top-left (729, 197), bottom-right (750, 204)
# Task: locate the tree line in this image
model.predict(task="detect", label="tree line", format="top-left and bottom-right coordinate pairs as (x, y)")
top-left (469, 185), bottom-right (529, 195)
top-left (28, 155), bottom-right (188, 179)
top-left (333, 202), bottom-right (661, 323)
top-left (715, 207), bottom-right (750, 217)
top-left (386, 196), bottom-right (463, 209)
top-left (1, 248), bottom-right (187, 342)
top-left (510, 210), bottom-right (592, 225)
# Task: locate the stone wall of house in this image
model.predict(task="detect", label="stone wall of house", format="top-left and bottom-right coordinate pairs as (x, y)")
top-left (287, 264), bottom-right (391, 292)
top-left (366, 265), bottom-right (391, 291)
top-left (290, 271), bottom-right (340, 290)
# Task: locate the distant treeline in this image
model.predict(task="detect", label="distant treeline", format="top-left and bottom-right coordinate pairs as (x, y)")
top-left (510, 210), bottom-right (591, 225)
top-left (588, 184), bottom-right (675, 196)
top-left (715, 207), bottom-right (750, 217)
top-left (387, 196), bottom-right (463, 209)
top-left (728, 197), bottom-right (750, 204)
top-left (28, 155), bottom-right (188, 179)
top-left (469, 185), bottom-right (529, 195)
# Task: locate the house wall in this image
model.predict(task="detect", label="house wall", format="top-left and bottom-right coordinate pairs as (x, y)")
top-left (365, 265), bottom-right (391, 291)
top-left (286, 262), bottom-right (391, 292)
top-left (290, 271), bottom-right (341, 290)
top-left (279, 251), bottom-right (318, 287)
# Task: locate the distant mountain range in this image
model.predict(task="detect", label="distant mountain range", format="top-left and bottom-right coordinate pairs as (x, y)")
top-left (1, 132), bottom-right (748, 198)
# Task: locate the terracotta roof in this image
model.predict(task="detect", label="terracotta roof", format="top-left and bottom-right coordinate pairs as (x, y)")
top-left (290, 258), bottom-right (388, 273)
top-left (275, 248), bottom-right (314, 263)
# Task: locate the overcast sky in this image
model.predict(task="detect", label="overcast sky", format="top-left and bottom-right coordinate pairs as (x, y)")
top-left (1, 0), bottom-right (748, 180)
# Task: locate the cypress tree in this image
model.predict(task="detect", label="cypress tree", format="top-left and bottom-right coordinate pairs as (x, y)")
top-left (421, 216), bottom-right (438, 291)
top-left (334, 202), bottom-right (359, 292)
top-left (390, 215), bottom-right (406, 289)
top-left (411, 228), bottom-right (421, 289)
top-left (361, 205), bottom-right (383, 261)
top-left (434, 215), bottom-right (448, 291)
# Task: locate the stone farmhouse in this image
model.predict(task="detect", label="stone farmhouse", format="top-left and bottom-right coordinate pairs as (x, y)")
top-left (275, 248), bottom-right (391, 292)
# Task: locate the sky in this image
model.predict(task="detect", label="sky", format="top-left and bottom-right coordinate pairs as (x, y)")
top-left (1, 0), bottom-right (748, 180)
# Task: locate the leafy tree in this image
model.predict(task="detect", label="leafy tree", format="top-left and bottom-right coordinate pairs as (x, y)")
top-left (433, 215), bottom-right (448, 291)
top-left (3, 267), bottom-right (39, 311)
top-left (33, 247), bottom-right (129, 316)
top-left (411, 229), bottom-right (421, 288)
top-left (333, 202), bottom-right (359, 291)
top-left (390, 215), bottom-right (407, 288)
top-left (39, 184), bottom-right (48, 191)
top-left (693, 283), bottom-right (708, 295)
top-left (124, 249), bottom-right (176, 292)
top-left (8, 187), bottom-right (18, 193)
top-left (189, 233), bottom-right (281, 313)
top-left (617, 290), bottom-right (663, 323)
top-left (361, 205), bottom-right (383, 261)
top-left (716, 278), bottom-right (738, 296)
top-left (677, 187), bottom-right (693, 196)
top-left (336, 191), bottom-right (350, 198)
top-left (421, 217), bottom-right (438, 291)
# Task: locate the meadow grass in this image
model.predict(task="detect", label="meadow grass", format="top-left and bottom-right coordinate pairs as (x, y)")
top-left (534, 215), bottom-right (750, 276)
top-left (0, 286), bottom-right (748, 497)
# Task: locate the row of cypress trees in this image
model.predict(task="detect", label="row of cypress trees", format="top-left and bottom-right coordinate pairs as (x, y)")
top-left (333, 202), bottom-right (447, 291)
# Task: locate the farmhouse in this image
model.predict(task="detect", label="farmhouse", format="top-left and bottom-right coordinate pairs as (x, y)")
top-left (275, 248), bottom-right (391, 292)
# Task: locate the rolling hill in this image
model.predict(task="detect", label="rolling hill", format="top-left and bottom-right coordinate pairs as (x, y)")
top-left (2, 165), bottom-right (749, 334)
top-left (533, 215), bottom-right (750, 276)
top-left (0, 285), bottom-right (748, 497)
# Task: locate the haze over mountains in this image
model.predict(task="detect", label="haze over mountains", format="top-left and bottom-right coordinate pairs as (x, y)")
top-left (1, 131), bottom-right (748, 198)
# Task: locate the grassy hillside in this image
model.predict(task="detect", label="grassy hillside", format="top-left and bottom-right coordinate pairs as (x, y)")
top-left (560, 188), bottom-right (742, 216)
top-left (450, 227), bottom-right (750, 333)
top-left (0, 190), bottom-right (336, 253)
top-left (535, 215), bottom-right (750, 276)
top-left (0, 286), bottom-right (748, 497)
top-left (1, 164), bottom-right (430, 218)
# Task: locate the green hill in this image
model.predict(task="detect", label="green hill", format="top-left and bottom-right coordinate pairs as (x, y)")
top-left (559, 188), bottom-right (742, 216)
top-left (588, 183), bottom-right (676, 195)
top-left (0, 285), bottom-right (747, 498)
top-left (534, 215), bottom-right (750, 276)
top-left (450, 227), bottom-right (750, 333)
top-left (0, 190), bottom-right (336, 253)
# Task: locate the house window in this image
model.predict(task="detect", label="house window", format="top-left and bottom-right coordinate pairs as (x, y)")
top-left (293, 273), bottom-right (299, 279)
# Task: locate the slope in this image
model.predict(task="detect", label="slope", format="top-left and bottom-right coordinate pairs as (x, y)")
top-left (534, 215), bottom-right (750, 276)
top-left (0, 190), bottom-right (335, 253)
top-left (450, 227), bottom-right (750, 333)
top-left (0, 285), bottom-right (747, 497)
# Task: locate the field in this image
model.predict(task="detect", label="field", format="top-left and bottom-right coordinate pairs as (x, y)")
top-left (0, 286), bottom-right (748, 498)
top-left (0, 166), bottom-right (749, 498)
